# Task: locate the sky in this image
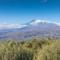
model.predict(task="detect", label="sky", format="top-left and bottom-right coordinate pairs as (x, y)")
top-left (0, 0), bottom-right (60, 25)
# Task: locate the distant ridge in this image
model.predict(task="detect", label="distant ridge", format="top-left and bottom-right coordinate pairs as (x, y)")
top-left (0, 19), bottom-right (60, 40)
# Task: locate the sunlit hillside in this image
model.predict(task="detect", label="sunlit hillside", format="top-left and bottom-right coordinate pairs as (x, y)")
top-left (0, 38), bottom-right (60, 60)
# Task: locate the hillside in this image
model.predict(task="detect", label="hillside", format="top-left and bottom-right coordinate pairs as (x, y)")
top-left (0, 38), bottom-right (60, 60)
top-left (0, 20), bottom-right (60, 40)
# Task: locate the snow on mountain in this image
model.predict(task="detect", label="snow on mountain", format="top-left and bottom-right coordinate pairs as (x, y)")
top-left (0, 20), bottom-right (60, 30)
top-left (29, 19), bottom-right (60, 26)
top-left (30, 19), bottom-right (48, 25)
top-left (18, 19), bottom-right (60, 33)
top-left (54, 23), bottom-right (60, 26)
top-left (0, 19), bottom-right (60, 40)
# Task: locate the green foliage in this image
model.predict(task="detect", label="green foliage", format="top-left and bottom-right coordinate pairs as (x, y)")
top-left (0, 39), bottom-right (59, 60)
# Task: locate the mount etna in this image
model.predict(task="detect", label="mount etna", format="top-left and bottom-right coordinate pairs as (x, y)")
top-left (0, 20), bottom-right (60, 40)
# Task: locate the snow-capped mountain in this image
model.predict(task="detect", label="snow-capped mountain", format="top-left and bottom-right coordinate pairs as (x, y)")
top-left (26, 19), bottom-right (48, 25)
top-left (0, 19), bottom-right (60, 40)
top-left (30, 19), bottom-right (48, 25)
top-left (21, 20), bottom-right (60, 31)
top-left (26, 19), bottom-right (60, 26)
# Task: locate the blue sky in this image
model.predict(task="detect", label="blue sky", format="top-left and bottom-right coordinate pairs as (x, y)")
top-left (0, 0), bottom-right (60, 24)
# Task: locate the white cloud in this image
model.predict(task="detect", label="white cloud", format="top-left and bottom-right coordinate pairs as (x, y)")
top-left (0, 20), bottom-right (60, 29)
top-left (0, 23), bottom-right (27, 29)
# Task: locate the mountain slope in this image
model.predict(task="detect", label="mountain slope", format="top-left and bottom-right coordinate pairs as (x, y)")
top-left (0, 20), bottom-right (60, 40)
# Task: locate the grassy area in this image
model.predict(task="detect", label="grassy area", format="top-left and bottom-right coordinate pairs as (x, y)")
top-left (0, 39), bottom-right (59, 60)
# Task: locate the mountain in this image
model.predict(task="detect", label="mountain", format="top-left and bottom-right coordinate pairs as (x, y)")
top-left (0, 20), bottom-right (60, 40)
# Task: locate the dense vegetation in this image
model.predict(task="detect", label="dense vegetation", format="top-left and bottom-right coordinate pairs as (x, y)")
top-left (0, 38), bottom-right (60, 60)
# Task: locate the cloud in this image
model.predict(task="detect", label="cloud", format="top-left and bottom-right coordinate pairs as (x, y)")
top-left (0, 20), bottom-right (60, 29)
top-left (0, 23), bottom-right (27, 29)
